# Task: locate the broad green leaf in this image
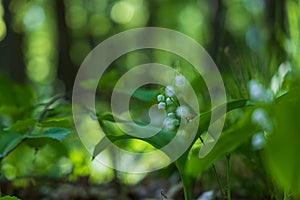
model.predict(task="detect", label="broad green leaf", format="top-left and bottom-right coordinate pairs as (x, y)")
top-left (39, 118), bottom-right (72, 128)
top-left (175, 99), bottom-right (253, 178)
top-left (0, 132), bottom-right (24, 159)
top-left (8, 119), bottom-right (37, 132)
top-left (186, 110), bottom-right (259, 177)
top-left (0, 75), bottom-right (34, 116)
top-left (98, 112), bottom-right (153, 127)
top-left (97, 112), bottom-right (126, 123)
top-left (92, 135), bottom-right (130, 159)
top-left (184, 89), bottom-right (298, 178)
top-left (115, 88), bottom-right (158, 101)
top-left (0, 196), bottom-right (20, 200)
top-left (93, 118), bottom-right (175, 158)
top-left (94, 100), bottom-right (250, 159)
top-left (0, 106), bottom-right (19, 115)
top-left (195, 99), bottom-right (250, 140)
top-left (25, 137), bottom-right (68, 155)
top-left (264, 87), bottom-right (300, 195)
top-left (93, 137), bottom-right (111, 159)
top-left (25, 128), bottom-right (70, 141)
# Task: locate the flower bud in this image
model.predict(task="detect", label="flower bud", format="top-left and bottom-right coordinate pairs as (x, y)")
top-left (157, 94), bottom-right (165, 102)
top-left (165, 86), bottom-right (175, 97)
top-left (176, 105), bottom-right (190, 118)
top-left (158, 102), bottom-right (166, 110)
top-left (175, 75), bottom-right (185, 87)
top-left (166, 97), bottom-right (173, 105)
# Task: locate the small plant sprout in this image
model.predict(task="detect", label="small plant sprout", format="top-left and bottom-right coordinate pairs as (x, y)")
top-left (157, 94), bottom-right (165, 102)
top-left (158, 102), bottom-right (166, 110)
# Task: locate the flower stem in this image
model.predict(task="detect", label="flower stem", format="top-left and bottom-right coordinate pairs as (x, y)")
top-left (226, 153), bottom-right (231, 200)
top-left (212, 164), bottom-right (225, 198)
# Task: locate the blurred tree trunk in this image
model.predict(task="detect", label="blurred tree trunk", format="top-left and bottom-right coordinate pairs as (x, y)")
top-left (0, 0), bottom-right (26, 83)
top-left (210, 0), bottom-right (226, 65)
top-left (56, 0), bottom-right (77, 97)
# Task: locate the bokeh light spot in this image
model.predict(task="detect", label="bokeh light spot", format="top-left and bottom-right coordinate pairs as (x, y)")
top-left (0, 20), bottom-right (6, 41)
top-left (225, 5), bottom-right (250, 35)
top-left (178, 5), bottom-right (203, 39)
top-left (65, 5), bottom-right (88, 30)
top-left (23, 5), bottom-right (45, 30)
top-left (245, 27), bottom-right (266, 52)
top-left (89, 14), bottom-right (111, 36)
top-left (110, 1), bottom-right (134, 24)
top-left (26, 58), bottom-right (52, 83)
top-left (243, 0), bottom-right (265, 14)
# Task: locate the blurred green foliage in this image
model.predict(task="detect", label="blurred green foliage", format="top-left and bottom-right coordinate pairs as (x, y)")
top-left (0, 0), bottom-right (300, 199)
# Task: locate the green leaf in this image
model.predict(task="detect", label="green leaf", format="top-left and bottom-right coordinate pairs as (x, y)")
top-left (93, 137), bottom-right (111, 159)
top-left (175, 99), bottom-right (252, 178)
top-left (8, 119), bottom-right (37, 132)
top-left (264, 87), bottom-right (300, 195)
top-left (93, 118), bottom-right (175, 159)
top-left (39, 118), bottom-right (72, 128)
top-left (0, 75), bottom-right (34, 116)
top-left (186, 110), bottom-right (259, 177)
top-left (44, 128), bottom-right (70, 140)
top-left (115, 88), bottom-right (158, 101)
top-left (92, 135), bottom-right (130, 159)
top-left (94, 100), bottom-right (250, 160)
top-left (25, 128), bottom-right (70, 141)
top-left (0, 132), bottom-right (24, 159)
top-left (0, 196), bottom-right (20, 200)
top-left (184, 89), bottom-right (300, 178)
top-left (97, 112), bottom-right (123, 122)
top-left (25, 137), bottom-right (68, 155)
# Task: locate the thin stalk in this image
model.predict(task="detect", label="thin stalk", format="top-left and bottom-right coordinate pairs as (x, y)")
top-left (283, 188), bottom-right (290, 200)
top-left (38, 94), bottom-right (65, 122)
top-left (283, 191), bottom-right (287, 200)
top-left (181, 174), bottom-right (193, 200)
top-left (211, 164), bottom-right (225, 198)
top-left (175, 152), bottom-right (194, 200)
top-left (226, 153), bottom-right (231, 200)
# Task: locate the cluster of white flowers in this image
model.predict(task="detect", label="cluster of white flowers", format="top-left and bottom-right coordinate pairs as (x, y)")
top-left (156, 75), bottom-right (191, 131)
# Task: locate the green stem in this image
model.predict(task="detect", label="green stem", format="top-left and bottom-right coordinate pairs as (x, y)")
top-left (38, 94), bottom-right (65, 122)
top-left (175, 151), bottom-right (194, 200)
top-left (181, 174), bottom-right (193, 200)
top-left (283, 187), bottom-right (290, 200)
top-left (226, 153), bottom-right (231, 200)
top-left (212, 164), bottom-right (225, 198)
